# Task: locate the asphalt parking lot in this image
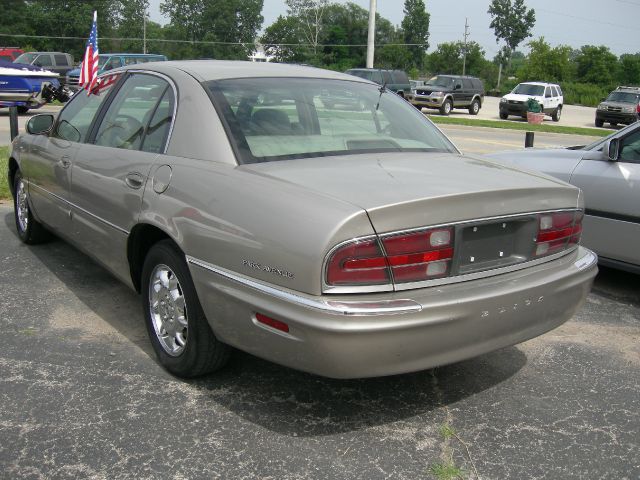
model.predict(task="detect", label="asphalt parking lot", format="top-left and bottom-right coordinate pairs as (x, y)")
top-left (0, 199), bottom-right (638, 479)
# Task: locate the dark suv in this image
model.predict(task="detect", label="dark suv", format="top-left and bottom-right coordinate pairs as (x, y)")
top-left (408, 75), bottom-right (485, 115)
top-left (596, 86), bottom-right (640, 127)
top-left (13, 52), bottom-right (75, 79)
top-left (345, 68), bottom-right (411, 97)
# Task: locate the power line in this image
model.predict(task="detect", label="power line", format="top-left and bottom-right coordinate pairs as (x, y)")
top-left (0, 33), bottom-right (429, 48)
top-left (536, 7), bottom-right (638, 32)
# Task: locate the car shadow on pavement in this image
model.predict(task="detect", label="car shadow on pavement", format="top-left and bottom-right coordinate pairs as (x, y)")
top-left (5, 211), bottom-right (528, 437)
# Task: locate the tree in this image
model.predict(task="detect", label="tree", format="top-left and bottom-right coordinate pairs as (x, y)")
top-left (618, 53), bottom-right (640, 86)
top-left (488, 0), bottom-right (535, 69)
top-left (427, 41), bottom-right (486, 77)
top-left (401, 0), bottom-right (430, 71)
top-left (575, 45), bottom-right (619, 87)
top-left (262, 15), bottom-right (308, 64)
top-left (115, 0), bottom-right (150, 53)
top-left (519, 37), bottom-right (573, 83)
top-left (160, 0), bottom-right (263, 59)
top-left (285, 0), bottom-right (329, 56)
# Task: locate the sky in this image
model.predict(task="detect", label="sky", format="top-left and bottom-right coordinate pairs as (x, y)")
top-left (147, 0), bottom-right (640, 57)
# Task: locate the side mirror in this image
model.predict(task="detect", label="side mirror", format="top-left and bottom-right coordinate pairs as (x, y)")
top-left (603, 138), bottom-right (620, 161)
top-left (26, 114), bottom-right (55, 135)
top-left (454, 84), bottom-right (462, 90)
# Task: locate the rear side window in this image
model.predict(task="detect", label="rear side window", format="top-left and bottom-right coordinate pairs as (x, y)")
top-left (392, 71), bottom-right (409, 84)
top-left (94, 73), bottom-right (171, 150)
top-left (382, 71), bottom-right (393, 84)
top-left (35, 55), bottom-right (52, 66)
top-left (141, 88), bottom-right (175, 153)
top-left (545, 87), bottom-right (552, 98)
top-left (54, 54), bottom-right (69, 66)
top-left (471, 79), bottom-right (483, 90)
top-left (462, 78), bottom-right (473, 89)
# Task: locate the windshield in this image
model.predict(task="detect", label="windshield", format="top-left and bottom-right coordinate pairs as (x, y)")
top-left (98, 55), bottom-right (109, 67)
top-left (13, 53), bottom-right (37, 64)
top-left (426, 76), bottom-right (454, 88)
top-left (513, 84), bottom-right (545, 96)
top-left (206, 77), bottom-right (457, 164)
top-left (606, 91), bottom-right (640, 103)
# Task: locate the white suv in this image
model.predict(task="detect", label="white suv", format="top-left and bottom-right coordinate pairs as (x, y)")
top-left (499, 82), bottom-right (564, 121)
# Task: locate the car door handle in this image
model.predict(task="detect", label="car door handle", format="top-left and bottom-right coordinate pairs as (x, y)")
top-left (59, 155), bottom-right (71, 169)
top-left (125, 172), bottom-right (145, 189)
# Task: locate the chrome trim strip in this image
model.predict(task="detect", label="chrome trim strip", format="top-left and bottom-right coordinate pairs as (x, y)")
top-left (28, 182), bottom-right (130, 236)
top-left (186, 256), bottom-right (422, 316)
top-left (322, 208), bottom-right (583, 294)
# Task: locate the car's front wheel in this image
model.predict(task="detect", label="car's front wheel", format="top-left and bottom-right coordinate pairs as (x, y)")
top-left (499, 112), bottom-right (508, 120)
top-left (141, 240), bottom-right (231, 377)
top-left (440, 99), bottom-right (452, 115)
top-left (13, 171), bottom-right (50, 244)
top-left (595, 118), bottom-right (604, 128)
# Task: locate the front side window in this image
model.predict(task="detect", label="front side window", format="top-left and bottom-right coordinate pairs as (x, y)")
top-left (619, 129), bottom-right (640, 163)
top-left (53, 76), bottom-right (119, 142)
top-left (426, 76), bottom-right (455, 88)
top-left (94, 73), bottom-right (171, 150)
top-left (207, 77), bottom-right (457, 164)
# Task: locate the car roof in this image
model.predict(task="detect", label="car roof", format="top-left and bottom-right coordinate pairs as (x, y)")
top-left (125, 60), bottom-right (369, 82)
top-left (99, 53), bottom-right (165, 56)
top-left (519, 81), bottom-right (559, 86)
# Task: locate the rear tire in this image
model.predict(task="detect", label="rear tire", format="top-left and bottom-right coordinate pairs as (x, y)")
top-left (13, 171), bottom-right (51, 244)
top-left (595, 118), bottom-right (604, 128)
top-left (552, 106), bottom-right (562, 122)
top-left (142, 240), bottom-right (231, 377)
top-left (499, 112), bottom-right (508, 120)
top-left (439, 99), bottom-right (452, 116)
top-left (468, 98), bottom-right (480, 115)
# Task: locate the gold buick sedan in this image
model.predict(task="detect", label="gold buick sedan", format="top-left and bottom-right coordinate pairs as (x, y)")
top-left (8, 61), bottom-right (597, 378)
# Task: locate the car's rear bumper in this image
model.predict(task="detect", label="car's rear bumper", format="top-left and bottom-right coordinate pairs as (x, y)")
top-left (187, 247), bottom-right (597, 378)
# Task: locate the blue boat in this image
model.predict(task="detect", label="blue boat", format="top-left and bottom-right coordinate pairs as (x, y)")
top-left (0, 59), bottom-right (62, 112)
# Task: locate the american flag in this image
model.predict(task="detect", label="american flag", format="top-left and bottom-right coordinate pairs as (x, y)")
top-left (79, 11), bottom-right (99, 94)
top-left (90, 73), bottom-right (120, 96)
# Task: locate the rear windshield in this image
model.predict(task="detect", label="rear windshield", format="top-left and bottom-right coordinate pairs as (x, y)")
top-left (205, 77), bottom-right (457, 164)
top-left (606, 91), bottom-right (640, 103)
top-left (513, 84), bottom-right (545, 96)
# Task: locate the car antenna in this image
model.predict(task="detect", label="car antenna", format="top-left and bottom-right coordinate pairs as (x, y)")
top-left (376, 69), bottom-right (387, 111)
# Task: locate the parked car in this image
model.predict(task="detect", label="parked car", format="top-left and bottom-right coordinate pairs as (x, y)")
top-left (410, 79), bottom-right (425, 90)
top-left (486, 122), bottom-right (640, 273)
top-left (595, 86), bottom-right (640, 128)
top-left (8, 61), bottom-right (596, 379)
top-left (13, 52), bottom-right (74, 80)
top-left (345, 68), bottom-right (411, 97)
top-left (65, 53), bottom-right (168, 91)
top-left (0, 47), bottom-right (24, 62)
top-left (407, 75), bottom-right (484, 115)
top-left (499, 82), bottom-right (563, 121)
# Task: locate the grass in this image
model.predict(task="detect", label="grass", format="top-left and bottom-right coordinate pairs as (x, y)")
top-left (427, 114), bottom-right (609, 138)
top-left (430, 461), bottom-right (466, 480)
top-left (0, 146), bottom-right (10, 201)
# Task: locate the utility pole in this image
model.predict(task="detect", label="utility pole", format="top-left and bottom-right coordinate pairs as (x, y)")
top-left (143, 6), bottom-right (148, 54)
top-left (462, 17), bottom-right (470, 76)
top-left (366, 0), bottom-right (376, 68)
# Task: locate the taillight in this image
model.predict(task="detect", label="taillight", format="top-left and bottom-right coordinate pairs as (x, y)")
top-left (326, 238), bottom-right (390, 286)
top-left (534, 211), bottom-right (582, 257)
top-left (325, 228), bottom-right (454, 287)
top-left (382, 228), bottom-right (454, 283)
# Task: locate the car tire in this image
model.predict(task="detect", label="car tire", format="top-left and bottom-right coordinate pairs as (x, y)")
top-left (13, 171), bottom-right (51, 244)
top-left (552, 106), bottom-right (562, 122)
top-left (595, 118), bottom-right (604, 128)
top-left (468, 98), bottom-right (480, 115)
top-left (440, 99), bottom-right (452, 116)
top-left (141, 240), bottom-right (231, 378)
top-left (499, 112), bottom-right (508, 120)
